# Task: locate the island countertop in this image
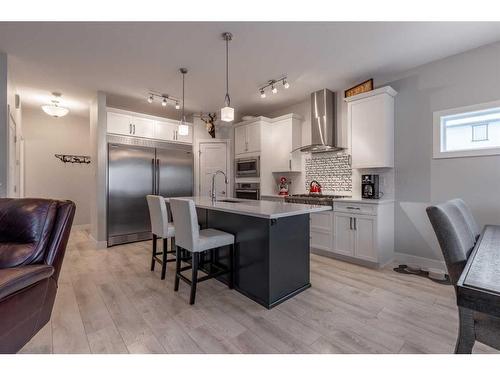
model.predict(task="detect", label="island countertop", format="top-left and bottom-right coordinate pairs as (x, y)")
top-left (164, 196), bottom-right (331, 219)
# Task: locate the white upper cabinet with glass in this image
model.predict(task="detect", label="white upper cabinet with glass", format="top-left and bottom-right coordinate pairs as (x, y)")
top-left (433, 101), bottom-right (500, 158)
top-left (345, 86), bottom-right (397, 169)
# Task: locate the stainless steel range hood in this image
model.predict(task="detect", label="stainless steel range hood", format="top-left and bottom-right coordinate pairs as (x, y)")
top-left (299, 89), bottom-right (345, 153)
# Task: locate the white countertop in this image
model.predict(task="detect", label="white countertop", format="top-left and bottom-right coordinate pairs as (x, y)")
top-left (164, 196), bottom-right (331, 219)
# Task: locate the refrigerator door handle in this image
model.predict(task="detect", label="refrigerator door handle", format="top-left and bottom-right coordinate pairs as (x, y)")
top-left (156, 159), bottom-right (160, 194)
top-left (151, 158), bottom-right (156, 194)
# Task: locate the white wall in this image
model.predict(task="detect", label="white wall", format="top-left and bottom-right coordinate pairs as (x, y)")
top-left (23, 106), bottom-right (91, 225)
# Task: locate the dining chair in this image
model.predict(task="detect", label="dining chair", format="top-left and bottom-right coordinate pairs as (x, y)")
top-left (169, 198), bottom-right (235, 305)
top-left (146, 195), bottom-right (176, 280)
top-left (427, 199), bottom-right (500, 353)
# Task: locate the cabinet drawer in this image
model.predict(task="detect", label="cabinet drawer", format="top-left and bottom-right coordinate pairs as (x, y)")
top-left (310, 211), bottom-right (333, 230)
top-left (334, 202), bottom-right (376, 216)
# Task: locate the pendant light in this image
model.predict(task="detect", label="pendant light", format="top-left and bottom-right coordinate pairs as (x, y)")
top-left (41, 92), bottom-right (69, 118)
top-left (220, 32), bottom-right (234, 122)
top-left (178, 68), bottom-right (189, 136)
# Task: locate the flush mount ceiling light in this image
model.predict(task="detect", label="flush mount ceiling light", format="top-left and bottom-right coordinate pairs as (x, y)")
top-left (259, 76), bottom-right (290, 99)
top-left (147, 91), bottom-right (180, 109)
top-left (41, 92), bottom-right (69, 118)
top-left (220, 32), bottom-right (234, 122)
top-left (178, 68), bottom-right (189, 136)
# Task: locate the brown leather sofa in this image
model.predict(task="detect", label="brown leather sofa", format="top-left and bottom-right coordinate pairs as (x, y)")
top-left (0, 198), bottom-right (76, 353)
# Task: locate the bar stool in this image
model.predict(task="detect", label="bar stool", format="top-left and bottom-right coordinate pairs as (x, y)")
top-left (146, 195), bottom-right (176, 280)
top-left (169, 198), bottom-right (235, 305)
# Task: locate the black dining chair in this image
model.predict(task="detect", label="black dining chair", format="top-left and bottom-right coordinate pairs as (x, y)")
top-left (427, 199), bottom-right (500, 353)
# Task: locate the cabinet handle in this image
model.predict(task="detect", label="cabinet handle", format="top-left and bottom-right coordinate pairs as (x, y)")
top-left (289, 159), bottom-right (292, 170)
top-left (346, 206), bottom-right (361, 210)
top-left (354, 217), bottom-right (357, 230)
top-left (133, 124), bottom-right (136, 134)
top-left (349, 217), bottom-right (353, 230)
top-left (129, 124), bottom-right (132, 134)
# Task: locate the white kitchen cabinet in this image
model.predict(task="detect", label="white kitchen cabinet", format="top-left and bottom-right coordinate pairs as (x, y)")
top-left (269, 116), bottom-right (302, 172)
top-left (310, 211), bottom-right (334, 253)
top-left (107, 109), bottom-right (192, 144)
top-left (234, 122), bottom-right (261, 155)
top-left (345, 86), bottom-right (397, 168)
top-left (332, 212), bottom-right (355, 257)
top-left (353, 215), bottom-right (377, 262)
top-left (107, 112), bottom-right (134, 136)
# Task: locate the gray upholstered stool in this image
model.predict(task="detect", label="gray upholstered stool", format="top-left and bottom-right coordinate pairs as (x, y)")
top-left (146, 195), bottom-right (176, 280)
top-left (169, 198), bottom-right (235, 305)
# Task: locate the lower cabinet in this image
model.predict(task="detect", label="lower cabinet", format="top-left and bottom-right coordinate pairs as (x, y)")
top-left (310, 202), bottom-right (394, 267)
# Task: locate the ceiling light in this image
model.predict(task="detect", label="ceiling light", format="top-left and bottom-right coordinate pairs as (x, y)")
top-left (272, 85), bottom-right (278, 94)
top-left (260, 89), bottom-right (266, 98)
top-left (162, 97), bottom-right (167, 107)
top-left (148, 95), bottom-right (153, 103)
top-left (283, 80), bottom-right (290, 89)
top-left (175, 102), bottom-right (180, 110)
top-left (41, 93), bottom-right (69, 118)
top-left (178, 68), bottom-right (189, 136)
top-left (220, 32), bottom-right (234, 122)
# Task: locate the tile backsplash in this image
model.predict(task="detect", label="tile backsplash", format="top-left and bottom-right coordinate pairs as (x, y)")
top-left (305, 152), bottom-right (352, 192)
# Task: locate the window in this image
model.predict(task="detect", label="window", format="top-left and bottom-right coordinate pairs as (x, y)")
top-left (433, 101), bottom-right (500, 158)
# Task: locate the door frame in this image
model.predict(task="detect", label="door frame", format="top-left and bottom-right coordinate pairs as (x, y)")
top-left (194, 138), bottom-right (232, 198)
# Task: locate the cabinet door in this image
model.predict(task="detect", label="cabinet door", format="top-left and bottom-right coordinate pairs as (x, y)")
top-left (107, 112), bottom-right (132, 136)
top-left (234, 125), bottom-right (247, 155)
top-left (154, 120), bottom-right (177, 141)
top-left (271, 120), bottom-right (292, 171)
top-left (131, 116), bottom-right (155, 138)
top-left (333, 212), bottom-right (355, 257)
top-left (246, 123), bottom-right (261, 153)
top-left (350, 95), bottom-right (393, 168)
top-left (354, 215), bottom-right (377, 262)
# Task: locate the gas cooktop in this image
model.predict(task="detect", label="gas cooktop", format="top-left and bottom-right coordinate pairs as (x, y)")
top-left (284, 194), bottom-right (351, 206)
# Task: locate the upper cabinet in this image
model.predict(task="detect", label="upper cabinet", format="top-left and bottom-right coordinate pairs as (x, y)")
top-left (107, 109), bottom-right (192, 144)
top-left (345, 86), bottom-right (397, 169)
top-left (235, 122), bottom-right (261, 155)
top-left (267, 115), bottom-right (302, 172)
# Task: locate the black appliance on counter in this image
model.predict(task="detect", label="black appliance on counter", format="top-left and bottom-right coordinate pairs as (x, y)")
top-left (361, 174), bottom-right (380, 199)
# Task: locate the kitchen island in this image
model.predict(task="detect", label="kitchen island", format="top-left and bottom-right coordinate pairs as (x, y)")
top-left (165, 196), bottom-right (330, 308)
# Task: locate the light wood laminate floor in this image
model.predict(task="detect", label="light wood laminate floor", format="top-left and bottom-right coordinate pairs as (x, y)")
top-left (20, 229), bottom-right (496, 354)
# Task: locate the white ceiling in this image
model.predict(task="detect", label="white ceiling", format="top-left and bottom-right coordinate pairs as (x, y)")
top-left (1, 22), bottom-right (500, 118)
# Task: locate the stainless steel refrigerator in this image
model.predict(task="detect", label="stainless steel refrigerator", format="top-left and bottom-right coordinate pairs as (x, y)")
top-left (107, 136), bottom-right (193, 246)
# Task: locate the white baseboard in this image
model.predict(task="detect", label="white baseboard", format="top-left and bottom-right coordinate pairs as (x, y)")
top-left (89, 234), bottom-right (108, 249)
top-left (72, 223), bottom-right (90, 231)
top-left (394, 252), bottom-right (446, 273)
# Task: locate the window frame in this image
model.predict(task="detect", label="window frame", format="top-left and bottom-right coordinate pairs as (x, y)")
top-left (433, 100), bottom-right (500, 159)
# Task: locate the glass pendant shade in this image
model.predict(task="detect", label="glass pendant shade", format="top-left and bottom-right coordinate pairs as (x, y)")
top-left (41, 104), bottom-right (69, 118)
top-left (221, 106), bottom-right (234, 122)
top-left (178, 123), bottom-right (189, 136)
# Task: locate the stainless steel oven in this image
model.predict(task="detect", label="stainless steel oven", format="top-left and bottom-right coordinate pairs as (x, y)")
top-left (235, 156), bottom-right (260, 178)
top-left (235, 183), bottom-right (260, 200)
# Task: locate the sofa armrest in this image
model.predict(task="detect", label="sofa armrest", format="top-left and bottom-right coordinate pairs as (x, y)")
top-left (0, 265), bottom-right (54, 301)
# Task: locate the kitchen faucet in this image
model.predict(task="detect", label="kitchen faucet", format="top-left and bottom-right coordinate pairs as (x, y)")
top-left (211, 170), bottom-right (228, 203)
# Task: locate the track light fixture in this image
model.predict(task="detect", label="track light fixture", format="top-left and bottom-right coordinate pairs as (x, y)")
top-left (259, 75), bottom-right (290, 98)
top-left (147, 91), bottom-right (180, 109)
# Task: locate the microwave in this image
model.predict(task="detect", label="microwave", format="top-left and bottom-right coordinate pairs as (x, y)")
top-left (236, 156), bottom-right (260, 178)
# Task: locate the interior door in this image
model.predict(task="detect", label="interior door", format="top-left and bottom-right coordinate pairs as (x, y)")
top-left (333, 212), bottom-right (355, 257)
top-left (7, 112), bottom-right (19, 197)
top-left (199, 142), bottom-right (228, 197)
top-left (157, 146), bottom-right (193, 198)
top-left (108, 144), bottom-right (155, 240)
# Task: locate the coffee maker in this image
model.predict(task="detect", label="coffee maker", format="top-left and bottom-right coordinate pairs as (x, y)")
top-left (361, 174), bottom-right (380, 199)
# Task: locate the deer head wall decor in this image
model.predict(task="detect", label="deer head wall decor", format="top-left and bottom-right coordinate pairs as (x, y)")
top-left (201, 112), bottom-right (217, 138)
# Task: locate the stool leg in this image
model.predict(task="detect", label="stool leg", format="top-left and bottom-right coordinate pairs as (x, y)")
top-left (151, 234), bottom-right (157, 271)
top-left (174, 246), bottom-right (181, 292)
top-left (161, 238), bottom-right (168, 280)
top-left (229, 243), bottom-right (235, 289)
top-left (190, 252), bottom-right (199, 305)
